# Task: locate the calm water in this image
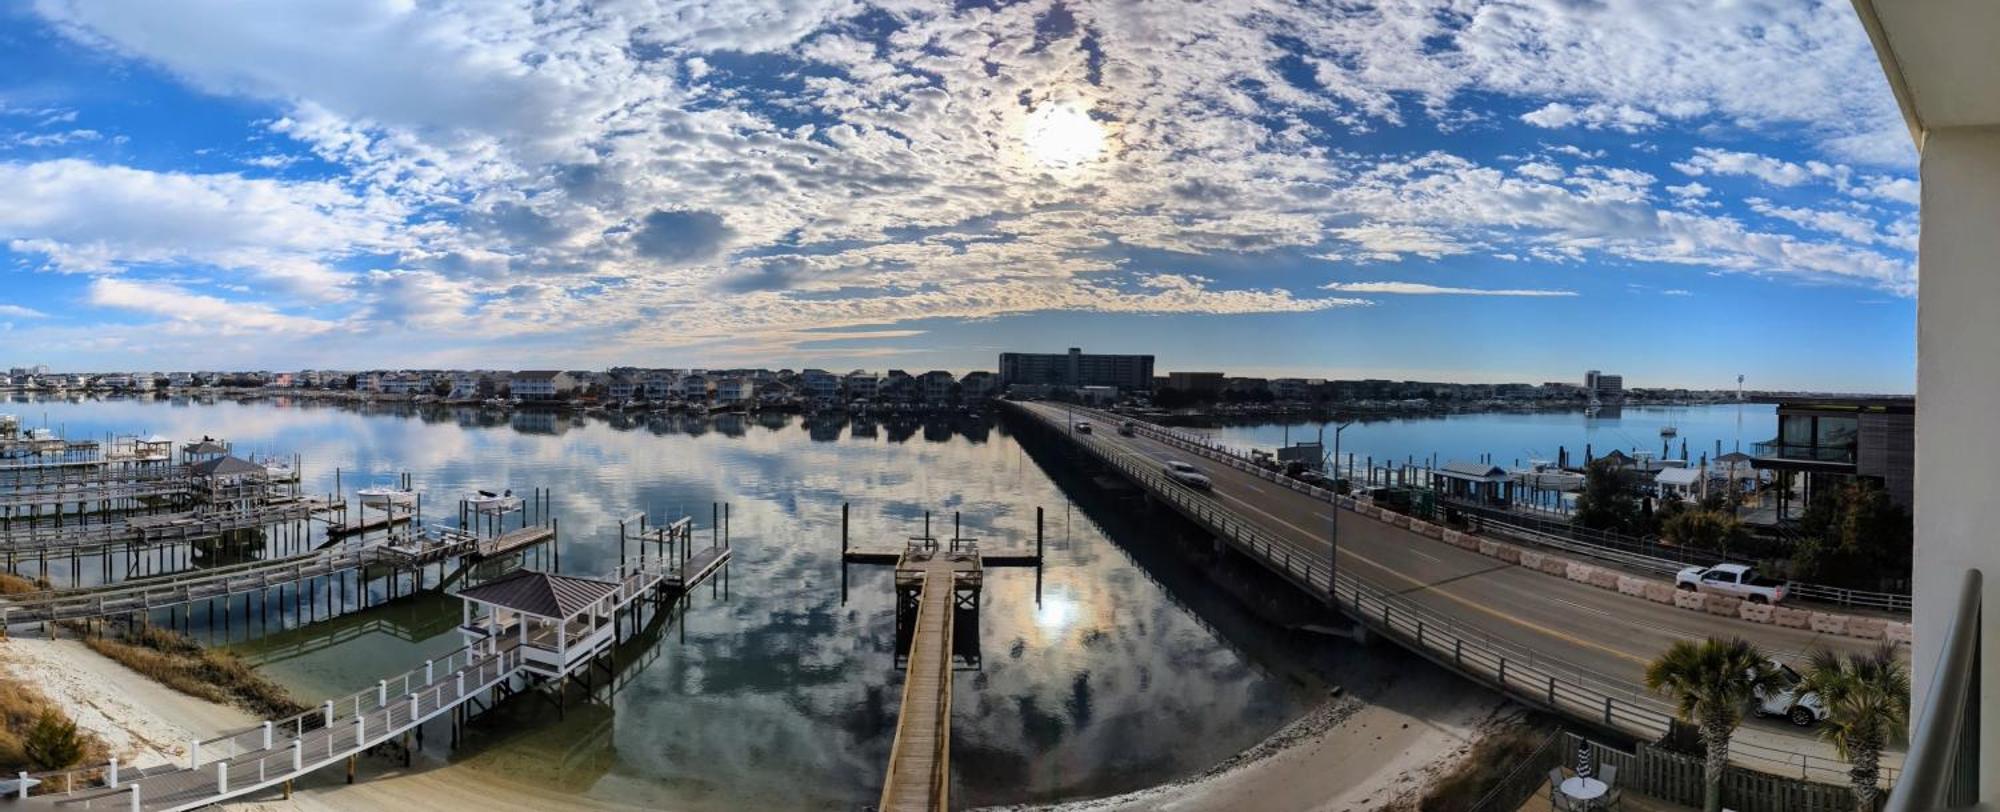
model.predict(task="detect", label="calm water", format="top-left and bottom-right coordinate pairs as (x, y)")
top-left (10, 395), bottom-right (1331, 809)
top-left (1189, 402), bottom-right (1777, 472)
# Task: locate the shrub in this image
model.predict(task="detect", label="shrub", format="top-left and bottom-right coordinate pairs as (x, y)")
top-left (23, 712), bottom-right (86, 770)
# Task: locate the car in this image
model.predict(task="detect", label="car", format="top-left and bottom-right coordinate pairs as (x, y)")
top-left (1074, 421), bottom-right (1092, 434)
top-left (1751, 658), bottom-right (1827, 727)
top-left (1118, 421), bottom-right (1136, 437)
top-left (1163, 460), bottom-right (1212, 490)
top-left (1675, 563), bottom-right (1788, 604)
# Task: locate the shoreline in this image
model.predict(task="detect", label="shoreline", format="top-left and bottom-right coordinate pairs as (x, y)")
top-left (0, 631), bottom-right (1511, 811)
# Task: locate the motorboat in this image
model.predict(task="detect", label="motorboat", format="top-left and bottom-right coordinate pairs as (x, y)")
top-left (1659, 424), bottom-right (1678, 437)
top-left (1512, 461), bottom-right (1585, 491)
top-left (466, 488), bottom-right (524, 513)
top-left (356, 486), bottom-right (417, 508)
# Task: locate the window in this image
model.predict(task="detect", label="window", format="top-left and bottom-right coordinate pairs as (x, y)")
top-left (1815, 416), bottom-right (1857, 448)
top-left (1780, 414), bottom-right (1814, 446)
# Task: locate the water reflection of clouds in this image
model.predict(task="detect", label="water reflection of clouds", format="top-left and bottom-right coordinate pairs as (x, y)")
top-left (24, 398), bottom-right (1307, 809)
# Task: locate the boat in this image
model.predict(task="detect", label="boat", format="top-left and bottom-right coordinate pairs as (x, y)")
top-left (465, 488), bottom-right (524, 513)
top-left (1512, 461), bottom-right (1585, 492)
top-left (356, 486), bottom-right (417, 508)
top-left (1659, 425), bottom-right (1677, 437)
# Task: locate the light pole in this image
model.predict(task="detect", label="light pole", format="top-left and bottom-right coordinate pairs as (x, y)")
top-left (1323, 419), bottom-right (1353, 605)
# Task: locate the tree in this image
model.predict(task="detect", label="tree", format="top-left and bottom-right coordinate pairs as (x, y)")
top-left (1794, 480), bottom-right (1912, 589)
top-left (1574, 459), bottom-right (1644, 534)
top-left (23, 711), bottom-right (86, 770)
top-left (1644, 637), bottom-right (1777, 812)
top-left (1660, 508), bottom-right (1747, 555)
top-left (1798, 645), bottom-right (1909, 812)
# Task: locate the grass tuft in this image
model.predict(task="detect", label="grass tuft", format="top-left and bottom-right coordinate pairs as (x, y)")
top-left (83, 626), bottom-right (308, 719)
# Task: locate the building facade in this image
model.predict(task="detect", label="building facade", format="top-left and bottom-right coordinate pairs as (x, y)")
top-left (1000, 347), bottom-right (1155, 393)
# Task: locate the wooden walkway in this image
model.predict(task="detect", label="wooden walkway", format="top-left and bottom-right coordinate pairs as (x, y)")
top-left (878, 551), bottom-right (971, 812)
top-left (477, 525), bottom-right (555, 558)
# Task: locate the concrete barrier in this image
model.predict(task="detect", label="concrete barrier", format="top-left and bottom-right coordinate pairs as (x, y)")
top-left (1739, 601), bottom-right (1775, 624)
top-left (1772, 606), bottom-right (1811, 629)
top-left (1387, 512), bottom-right (1410, 529)
top-left (1565, 562), bottom-right (1594, 583)
top-left (1644, 583), bottom-right (1677, 604)
top-left (1539, 556), bottom-right (1571, 577)
top-left (1846, 617), bottom-right (1887, 641)
top-left (1885, 621), bottom-right (1913, 645)
top-left (1587, 568), bottom-right (1621, 590)
top-left (1491, 543), bottom-right (1522, 564)
top-left (1809, 612), bottom-right (1849, 636)
top-left (1617, 576), bottom-right (1649, 598)
top-left (1519, 550), bottom-right (1546, 570)
top-left (1704, 595), bottom-right (1743, 617)
top-left (1413, 521), bottom-right (1444, 539)
top-left (1673, 590), bottom-right (1707, 611)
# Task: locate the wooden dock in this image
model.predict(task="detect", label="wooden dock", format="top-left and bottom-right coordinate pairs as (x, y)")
top-left (477, 525), bottom-right (555, 558)
top-left (878, 547), bottom-right (980, 812)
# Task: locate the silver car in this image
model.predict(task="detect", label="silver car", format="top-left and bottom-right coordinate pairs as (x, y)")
top-left (1163, 460), bottom-right (1212, 490)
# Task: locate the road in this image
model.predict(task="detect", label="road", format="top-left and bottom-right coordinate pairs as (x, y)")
top-left (1020, 402), bottom-right (1901, 780)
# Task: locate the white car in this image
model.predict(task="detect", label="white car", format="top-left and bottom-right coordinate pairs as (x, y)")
top-left (1163, 460), bottom-right (1212, 490)
top-left (1751, 659), bottom-right (1827, 727)
top-left (1676, 563), bottom-right (1789, 604)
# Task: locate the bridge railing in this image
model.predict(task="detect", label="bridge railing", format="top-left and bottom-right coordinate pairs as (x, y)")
top-left (1011, 402), bottom-right (1883, 785)
top-left (1088, 406), bottom-right (1912, 615)
top-left (1, 545), bottom-right (378, 622)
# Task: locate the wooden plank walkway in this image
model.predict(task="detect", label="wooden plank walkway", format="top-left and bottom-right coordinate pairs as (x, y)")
top-left (878, 558), bottom-right (957, 812)
top-left (0, 544), bottom-right (381, 623)
top-left (477, 526), bottom-right (555, 558)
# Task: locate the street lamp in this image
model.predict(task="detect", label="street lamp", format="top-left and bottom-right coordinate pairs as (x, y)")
top-left (1321, 419), bottom-right (1353, 605)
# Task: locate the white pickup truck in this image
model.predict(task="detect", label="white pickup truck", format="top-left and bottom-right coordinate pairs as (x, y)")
top-left (1675, 563), bottom-right (1789, 604)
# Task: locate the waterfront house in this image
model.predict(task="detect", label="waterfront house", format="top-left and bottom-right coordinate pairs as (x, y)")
top-left (1749, 396), bottom-right (1913, 521)
top-left (641, 370), bottom-right (677, 400)
top-left (1654, 466), bottom-right (1702, 502)
top-left (510, 370), bottom-right (577, 401)
top-left (882, 370), bottom-right (916, 402)
top-left (714, 377), bottom-right (755, 408)
top-left (801, 369), bottom-right (841, 404)
top-left (607, 375), bottom-right (639, 401)
top-left (844, 370), bottom-right (879, 401)
top-left (678, 373), bottom-right (712, 403)
top-left (959, 371), bottom-right (996, 400)
top-left (920, 370), bottom-right (958, 403)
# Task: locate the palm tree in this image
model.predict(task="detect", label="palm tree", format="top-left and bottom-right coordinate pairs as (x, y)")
top-left (1645, 637), bottom-right (1778, 812)
top-left (1797, 645), bottom-right (1909, 812)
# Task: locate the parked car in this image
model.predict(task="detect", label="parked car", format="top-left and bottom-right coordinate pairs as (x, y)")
top-left (1118, 421), bottom-right (1136, 436)
top-left (1163, 460), bottom-right (1212, 490)
top-left (1751, 658), bottom-right (1827, 726)
top-left (1675, 563), bottom-right (1789, 604)
top-left (1073, 421), bottom-right (1092, 434)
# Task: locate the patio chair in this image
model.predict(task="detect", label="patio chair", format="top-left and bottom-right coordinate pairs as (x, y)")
top-left (1598, 763), bottom-right (1624, 810)
top-left (1548, 768), bottom-right (1582, 811)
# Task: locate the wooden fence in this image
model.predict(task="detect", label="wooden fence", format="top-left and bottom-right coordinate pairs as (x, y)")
top-left (1563, 731), bottom-right (1874, 812)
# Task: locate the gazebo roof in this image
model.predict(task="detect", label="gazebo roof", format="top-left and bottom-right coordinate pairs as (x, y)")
top-left (1655, 467), bottom-right (1702, 486)
top-left (1715, 451), bottom-right (1755, 464)
top-left (191, 455), bottom-right (266, 477)
top-left (1435, 460), bottom-right (1510, 481)
top-left (457, 569), bottom-right (620, 620)
top-left (184, 440), bottom-right (229, 455)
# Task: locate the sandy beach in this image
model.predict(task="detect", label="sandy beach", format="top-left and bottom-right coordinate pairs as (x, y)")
top-left (0, 637), bottom-right (258, 770)
top-left (981, 660), bottom-right (1515, 812)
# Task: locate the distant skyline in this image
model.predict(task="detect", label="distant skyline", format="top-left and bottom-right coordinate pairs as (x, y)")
top-left (0, 1), bottom-right (1916, 392)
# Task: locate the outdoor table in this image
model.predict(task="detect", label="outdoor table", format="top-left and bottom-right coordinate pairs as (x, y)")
top-left (1560, 776), bottom-right (1608, 806)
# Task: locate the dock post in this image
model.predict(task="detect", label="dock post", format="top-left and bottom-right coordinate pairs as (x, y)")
top-left (190, 739), bottom-right (199, 769)
top-left (724, 503), bottom-right (729, 548)
top-left (263, 721), bottom-right (273, 749)
top-left (346, 754), bottom-right (356, 784)
top-left (841, 502), bottom-right (849, 554)
top-left (292, 739), bottom-right (302, 771)
top-left (1036, 506), bottom-right (1045, 561)
top-left (108, 756), bottom-right (118, 788)
top-left (711, 503), bottom-right (718, 547)
top-left (216, 761), bottom-right (227, 794)
top-left (553, 518), bottom-right (560, 572)
top-left (128, 784), bottom-right (139, 812)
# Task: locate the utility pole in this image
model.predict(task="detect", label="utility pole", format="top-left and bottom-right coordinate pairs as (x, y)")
top-left (1324, 419), bottom-right (1353, 604)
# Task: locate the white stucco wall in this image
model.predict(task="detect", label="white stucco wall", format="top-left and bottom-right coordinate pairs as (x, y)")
top-left (1914, 125), bottom-right (2000, 800)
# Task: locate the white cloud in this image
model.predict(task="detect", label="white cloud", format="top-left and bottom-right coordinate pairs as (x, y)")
top-left (1323, 281), bottom-right (1577, 297)
top-left (1671, 147), bottom-right (1850, 189)
top-left (0, 304), bottom-right (49, 319)
top-left (1521, 102), bottom-right (1661, 133)
top-left (85, 277), bottom-right (337, 334)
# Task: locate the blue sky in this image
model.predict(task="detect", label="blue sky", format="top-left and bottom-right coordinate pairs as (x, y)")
top-left (0, 1), bottom-right (1916, 391)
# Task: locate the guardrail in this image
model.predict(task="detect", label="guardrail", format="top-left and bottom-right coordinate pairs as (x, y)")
top-left (1009, 401), bottom-right (1886, 785)
top-left (1886, 569), bottom-right (1981, 811)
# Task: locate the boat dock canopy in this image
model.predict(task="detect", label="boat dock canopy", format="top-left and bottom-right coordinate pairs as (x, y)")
top-left (1434, 460), bottom-right (1510, 483)
top-left (456, 569), bottom-right (621, 620)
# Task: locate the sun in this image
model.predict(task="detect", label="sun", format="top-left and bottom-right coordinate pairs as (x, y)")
top-left (1023, 103), bottom-right (1106, 169)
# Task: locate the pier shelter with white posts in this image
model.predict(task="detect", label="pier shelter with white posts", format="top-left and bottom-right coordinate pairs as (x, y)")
top-left (456, 570), bottom-right (626, 678)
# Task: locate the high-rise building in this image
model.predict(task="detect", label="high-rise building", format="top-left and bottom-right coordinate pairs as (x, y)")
top-left (1584, 370), bottom-right (1623, 400)
top-left (998, 347), bottom-right (1155, 392)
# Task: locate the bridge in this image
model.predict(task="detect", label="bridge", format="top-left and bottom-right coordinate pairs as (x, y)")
top-left (1007, 401), bottom-right (1900, 785)
top-left (16, 535), bottom-right (732, 811)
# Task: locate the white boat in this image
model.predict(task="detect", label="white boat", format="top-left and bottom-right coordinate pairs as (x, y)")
top-left (1659, 425), bottom-right (1678, 437)
top-left (466, 489), bottom-right (524, 513)
top-left (356, 486), bottom-right (417, 508)
top-left (1512, 461), bottom-right (1585, 492)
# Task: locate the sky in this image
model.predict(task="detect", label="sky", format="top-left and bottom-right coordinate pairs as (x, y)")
top-left (0, 0), bottom-right (1918, 391)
